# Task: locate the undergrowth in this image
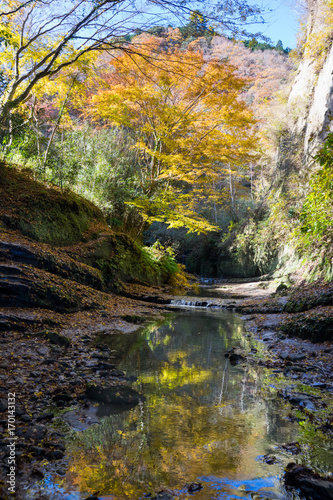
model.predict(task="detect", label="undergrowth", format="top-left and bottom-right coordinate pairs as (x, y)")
top-left (0, 161), bottom-right (106, 245)
top-left (229, 133), bottom-right (333, 282)
top-left (0, 162), bottom-right (185, 287)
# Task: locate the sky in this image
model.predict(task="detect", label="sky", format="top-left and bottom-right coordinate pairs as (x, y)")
top-left (247, 0), bottom-right (303, 48)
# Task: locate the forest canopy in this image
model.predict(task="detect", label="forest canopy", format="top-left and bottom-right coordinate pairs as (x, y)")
top-left (0, 0), bottom-right (265, 123)
top-left (80, 38), bottom-right (258, 232)
top-left (0, 0), bottom-right (294, 250)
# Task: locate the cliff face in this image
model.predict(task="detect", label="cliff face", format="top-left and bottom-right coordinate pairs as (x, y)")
top-left (288, 0), bottom-right (333, 161)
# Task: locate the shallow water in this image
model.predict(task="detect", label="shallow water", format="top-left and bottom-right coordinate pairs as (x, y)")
top-left (39, 309), bottom-right (332, 499)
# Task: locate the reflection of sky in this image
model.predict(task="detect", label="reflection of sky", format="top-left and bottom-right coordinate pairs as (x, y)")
top-left (200, 475), bottom-right (281, 499)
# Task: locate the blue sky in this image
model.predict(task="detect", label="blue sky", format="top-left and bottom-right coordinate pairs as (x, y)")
top-left (247, 0), bottom-right (301, 48)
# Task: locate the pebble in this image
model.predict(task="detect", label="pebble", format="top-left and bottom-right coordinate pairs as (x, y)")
top-left (21, 415), bottom-right (32, 422)
top-left (45, 450), bottom-right (64, 460)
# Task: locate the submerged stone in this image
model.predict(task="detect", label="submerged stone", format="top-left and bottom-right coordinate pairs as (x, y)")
top-left (86, 383), bottom-right (142, 406)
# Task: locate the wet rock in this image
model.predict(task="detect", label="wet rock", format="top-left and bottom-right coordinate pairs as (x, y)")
top-left (45, 449), bottom-right (64, 460)
top-left (281, 442), bottom-right (302, 455)
top-left (279, 390), bottom-right (318, 411)
top-left (30, 468), bottom-right (44, 480)
top-left (36, 346), bottom-right (50, 356)
top-left (20, 414), bottom-right (32, 422)
top-left (224, 348), bottom-right (235, 358)
top-left (91, 354), bottom-right (109, 361)
top-left (284, 463), bottom-right (333, 499)
top-left (187, 482), bottom-right (203, 492)
top-left (284, 366), bottom-right (306, 374)
top-left (85, 496), bottom-right (99, 500)
top-left (0, 400), bottom-right (7, 412)
top-left (42, 358), bottom-right (58, 365)
top-left (56, 468), bottom-right (66, 476)
top-left (16, 442), bottom-right (27, 449)
top-left (33, 424), bottom-right (48, 443)
top-left (0, 279), bottom-right (32, 307)
top-left (276, 333), bottom-right (286, 340)
top-left (86, 383), bottom-right (142, 406)
top-left (280, 352), bottom-right (290, 360)
top-left (37, 330), bottom-right (71, 347)
top-left (44, 441), bottom-right (65, 451)
top-left (288, 395), bottom-right (317, 410)
top-left (229, 353), bottom-right (245, 365)
top-left (52, 393), bottom-right (73, 403)
top-left (30, 446), bottom-right (46, 457)
top-left (36, 412), bottom-right (54, 421)
top-left (311, 382), bottom-right (327, 389)
top-left (262, 454), bottom-right (278, 464)
top-left (110, 368), bottom-right (125, 377)
top-left (289, 354), bottom-right (307, 362)
top-left (97, 362), bottom-right (116, 371)
top-left (16, 427), bottom-right (35, 440)
top-left (95, 343), bottom-right (109, 351)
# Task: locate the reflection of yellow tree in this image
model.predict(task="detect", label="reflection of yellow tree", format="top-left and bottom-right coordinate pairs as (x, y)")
top-left (64, 312), bottom-right (290, 498)
top-left (66, 368), bottom-right (271, 498)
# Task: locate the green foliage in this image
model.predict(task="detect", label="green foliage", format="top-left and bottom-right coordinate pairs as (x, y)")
top-left (231, 216), bottom-right (279, 275)
top-left (0, 161), bottom-right (106, 245)
top-left (2, 124), bottom-right (142, 230)
top-left (297, 134), bottom-right (333, 247)
top-left (108, 239), bottom-right (182, 286)
top-left (243, 38), bottom-right (291, 54)
top-left (179, 10), bottom-right (215, 40)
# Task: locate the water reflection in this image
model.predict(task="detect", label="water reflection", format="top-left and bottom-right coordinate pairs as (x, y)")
top-left (65, 310), bottom-right (299, 499)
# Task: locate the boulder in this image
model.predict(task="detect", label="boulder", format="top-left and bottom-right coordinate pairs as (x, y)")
top-left (285, 463), bottom-right (333, 499)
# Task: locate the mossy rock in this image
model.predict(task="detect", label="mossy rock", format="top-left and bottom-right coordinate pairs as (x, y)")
top-left (276, 283), bottom-right (288, 293)
top-left (0, 162), bottom-right (107, 246)
top-left (280, 314), bottom-right (333, 343)
top-left (37, 330), bottom-right (71, 347)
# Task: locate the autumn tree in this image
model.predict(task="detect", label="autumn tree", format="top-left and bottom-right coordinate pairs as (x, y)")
top-left (81, 39), bottom-right (257, 232)
top-left (0, 0), bottom-right (266, 127)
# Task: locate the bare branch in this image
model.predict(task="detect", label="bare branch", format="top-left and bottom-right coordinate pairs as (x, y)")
top-left (0, 0), bottom-right (266, 124)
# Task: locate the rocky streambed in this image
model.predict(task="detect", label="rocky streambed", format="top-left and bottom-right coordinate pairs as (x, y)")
top-left (1, 233), bottom-right (333, 499)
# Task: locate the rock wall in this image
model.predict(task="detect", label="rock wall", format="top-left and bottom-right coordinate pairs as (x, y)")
top-left (288, 0), bottom-right (333, 161)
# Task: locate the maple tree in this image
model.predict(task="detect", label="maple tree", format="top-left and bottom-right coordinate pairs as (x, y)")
top-left (0, 0), bottom-right (264, 127)
top-left (83, 39), bottom-right (257, 231)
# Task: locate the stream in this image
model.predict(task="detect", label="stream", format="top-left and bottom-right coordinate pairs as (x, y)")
top-left (39, 307), bottom-right (332, 500)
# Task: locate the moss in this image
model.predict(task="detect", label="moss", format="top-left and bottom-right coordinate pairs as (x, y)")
top-left (0, 162), bottom-right (107, 246)
top-left (0, 162), bottom-right (182, 288)
top-left (280, 311), bottom-right (333, 343)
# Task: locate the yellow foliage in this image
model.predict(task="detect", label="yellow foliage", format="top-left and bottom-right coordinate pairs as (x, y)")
top-left (81, 39), bottom-right (258, 232)
top-left (303, 0), bottom-right (333, 69)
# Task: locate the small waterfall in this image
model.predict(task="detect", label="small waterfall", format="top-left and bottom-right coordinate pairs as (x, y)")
top-left (170, 298), bottom-right (222, 308)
